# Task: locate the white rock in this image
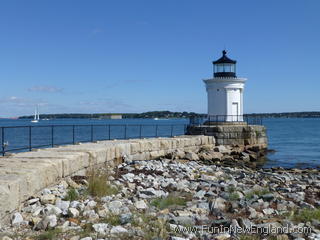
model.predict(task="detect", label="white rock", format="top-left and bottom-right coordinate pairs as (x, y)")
top-left (68, 208), bottom-right (80, 218)
top-left (55, 200), bottom-right (70, 214)
top-left (110, 226), bottom-right (128, 234)
top-left (40, 194), bottom-right (56, 204)
top-left (263, 208), bottom-right (275, 215)
top-left (107, 200), bottom-right (123, 214)
top-left (80, 238), bottom-right (92, 240)
top-left (27, 198), bottom-right (40, 205)
top-left (93, 223), bottom-right (109, 235)
top-left (134, 200), bottom-right (147, 209)
top-left (11, 212), bottom-right (23, 226)
top-left (85, 200), bottom-right (97, 209)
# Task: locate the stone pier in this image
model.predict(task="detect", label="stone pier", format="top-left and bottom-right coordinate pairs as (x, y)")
top-left (186, 123), bottom-right (268, 148)
top-left (0, 135), bottom-right (214, 224)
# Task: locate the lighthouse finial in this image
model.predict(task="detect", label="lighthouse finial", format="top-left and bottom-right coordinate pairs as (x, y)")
top-left (222, 50), bottom-right (227, 56)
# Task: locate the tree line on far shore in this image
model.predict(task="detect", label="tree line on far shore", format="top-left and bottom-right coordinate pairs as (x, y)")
top-left (18, 111), bottom-right (320, 119)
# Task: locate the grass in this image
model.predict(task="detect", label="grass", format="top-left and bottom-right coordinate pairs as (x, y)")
top-left (290, 207), bottom-right (320, 222)
top-left (229, 192), bottom-right (240, 201)
top-left (131, 212), bottom-right (169, 240)
top-left (151, 194), bottom-right (188, 210)
top-left (87, 169), bottom-right (119, 197)
top-left (102, 214), bottom-right (121, 226)
top-left (64, 188), bottom-right (79, 201)
top-left (80, 223), bottom-right (93, 238)
top-left (36, 229), bottom-right (61, 240)
top-left (245, 188), bottom-right (270, 200)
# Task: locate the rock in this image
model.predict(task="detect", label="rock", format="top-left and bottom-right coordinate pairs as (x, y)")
top-left (215, 233), bottom-right (231, 240)
top-left (66, 177), bottom-right (80, 189)
top-left (27, 198), bottom-right (40, 205)
top-left (172, 149), bottom-right (185, 159)
top-left (185, 152), bottom-right (199, 161)
top-left (263, 208), bottom-right (275, 215)
top-left (276, 235), bottom-right (289, 240)
top-left (85, 200), bottom-right (97, 209)
top-left (209, 197), bottom-right (226, 212)
top-left (69, 236), bottom-right (80, 240)
top-left (171, 237), bottom-right (188, 240)
top-left (120, 213), bottom-right (132, 225)
top-left (107, 200), bottom-right (123, 214)
top-left (40, 194), bottom-right (56, 204)
top-left (122, 173), bottom-right (135, 182)
top-left (262, 193), bottom-right (275, 201)
top-left (214, 145), bottom-right (230, 154)
top-left (172, 216), bottom-right (195, 226)
top-left (11, 212), bottom-right (23, 226)
top-left (55, 200), bottom-right (70, 215)
top-left (134, 200), bottom-right (148, 209)
top-left (92, 223), bottom-right (109, 235)
top-left (1, 237), bottom-right (13, 240)
top-left (68, 208), bottom-right (79, 218)
top-left (83, 210), bottom-right (99, 220)
top-left (35, 215), bottom-right (57, 230)
top-left (110, 226), bottom-right (128, 234)
top-left (80, 238), bottom-right (92, 240)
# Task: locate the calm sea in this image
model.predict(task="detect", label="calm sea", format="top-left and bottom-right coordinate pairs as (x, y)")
top-left (0, 118), bottom-right (319, 169)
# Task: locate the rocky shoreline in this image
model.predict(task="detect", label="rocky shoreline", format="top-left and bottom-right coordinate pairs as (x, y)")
top-left (1, 145), bottom-right (320, 240)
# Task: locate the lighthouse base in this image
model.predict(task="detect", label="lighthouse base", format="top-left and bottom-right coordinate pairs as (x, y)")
top-left (186, 124), bottom-right (268, 148)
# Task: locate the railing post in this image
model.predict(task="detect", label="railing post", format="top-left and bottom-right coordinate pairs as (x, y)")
top-left (29, 126), bottom-right (32, 151)
top-left (72, 125), bottom-right (75, 144)
top-left (91, 125), bottom-right (93, 142)
top-left (139, 125), bottom-right (142, 139)
top-left (51, 125), bottom-right (54, 147)
top-left (170, 125), bottom-right (173, 137)
top-left (1, 127), bottom-right (4, 156)
top-left (155, 125), bottom-right (158, 137)
top-left (124, 125), bottom-right (127, 139)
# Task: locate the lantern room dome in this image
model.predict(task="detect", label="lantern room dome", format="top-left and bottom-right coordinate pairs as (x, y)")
top-left (213, 50), bottom-right (237, 78)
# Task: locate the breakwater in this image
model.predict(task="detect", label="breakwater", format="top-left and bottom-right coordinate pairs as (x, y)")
top-left (0, 135), bottom-right (214, 224)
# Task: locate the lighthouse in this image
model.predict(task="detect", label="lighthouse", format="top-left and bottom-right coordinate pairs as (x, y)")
top-left (203, 50), bottom-right (246, 122)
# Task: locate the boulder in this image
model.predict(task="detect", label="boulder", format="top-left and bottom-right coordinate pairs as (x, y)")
top-left (134, 200), bottom-right (148, 209)
top-left (185, 152), bottom-right (199, 161)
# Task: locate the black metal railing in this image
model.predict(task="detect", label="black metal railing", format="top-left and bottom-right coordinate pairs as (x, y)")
top-left (0, 124), bottom-right (187, 156)
top-left (189, 115), bottom-right (263, 126)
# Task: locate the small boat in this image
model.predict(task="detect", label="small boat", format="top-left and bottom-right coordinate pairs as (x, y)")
top-left (154, 118), bottom-right (159, 120)
top-left (31, 106), bottom-right (40, 123)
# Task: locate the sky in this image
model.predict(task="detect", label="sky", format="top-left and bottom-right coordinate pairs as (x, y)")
top-left (0, 0), bottom-right (319, 117)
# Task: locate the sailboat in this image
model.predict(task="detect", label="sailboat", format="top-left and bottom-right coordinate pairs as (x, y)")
top-left (31, 106), bottom-right (40, 123)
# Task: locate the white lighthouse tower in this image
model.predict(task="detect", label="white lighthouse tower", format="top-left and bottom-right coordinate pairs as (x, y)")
top-left (203, 50), bottom-right (246, 122)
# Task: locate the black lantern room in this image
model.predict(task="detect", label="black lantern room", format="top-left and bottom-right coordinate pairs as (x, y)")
top-left (213, 50), bottom-right (237, 78)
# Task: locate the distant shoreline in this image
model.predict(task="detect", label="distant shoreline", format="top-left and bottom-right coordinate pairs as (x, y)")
top-left (17, 111), bottom-right (320, 120)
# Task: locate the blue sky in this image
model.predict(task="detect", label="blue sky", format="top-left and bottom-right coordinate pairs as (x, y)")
top-left (0, 0), bottom-right (319, 117)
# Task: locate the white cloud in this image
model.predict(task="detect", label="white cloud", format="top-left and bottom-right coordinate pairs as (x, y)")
top-left (28, 86), bottom-right (63, 93)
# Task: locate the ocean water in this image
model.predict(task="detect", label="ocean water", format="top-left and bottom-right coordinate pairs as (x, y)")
top-left (0, 118), bottom-right (319, 168)
top-left (263, 118), bottom-right (320, 169)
